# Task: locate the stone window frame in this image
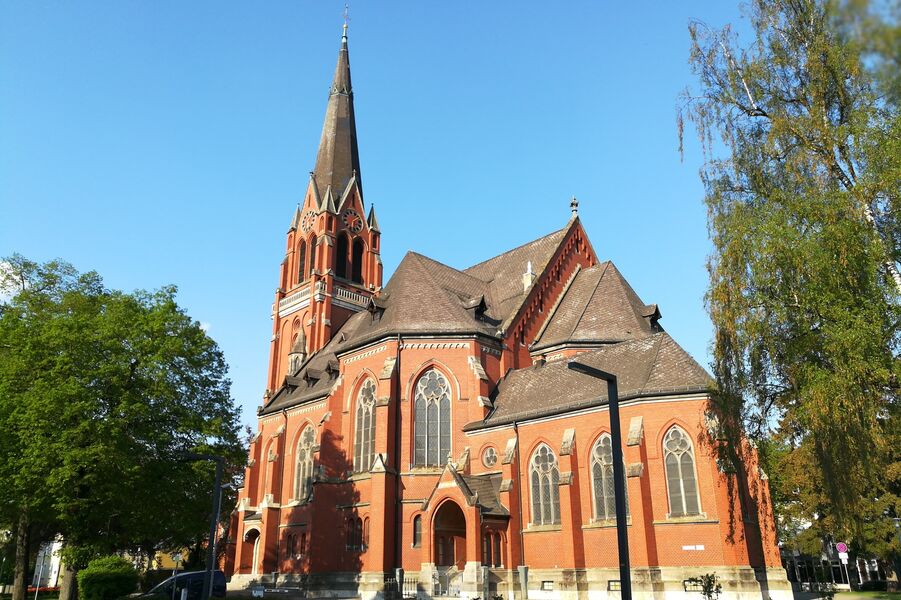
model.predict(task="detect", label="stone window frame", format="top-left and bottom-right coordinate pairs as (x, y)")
top-left (412, 368), bottom-right (453, 467)
top-left (663, 425), bottom-right (702, 518)
top-left (353, 378), bottom-right (377, 473)
top-left (294, 425), bottom-right (316, 502)
top-left (529, 443), bottom-right (561, 526)
top-left (590, 432), bottom-right (630, 522)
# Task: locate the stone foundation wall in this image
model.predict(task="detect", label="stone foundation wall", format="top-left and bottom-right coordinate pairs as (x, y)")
top-left (227, 565), bottom-right (791, 600)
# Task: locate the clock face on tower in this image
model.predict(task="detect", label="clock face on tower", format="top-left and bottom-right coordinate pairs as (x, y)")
top-left (342, 208), bottom-right (364, 233)
top-left (301, 210), bottom-right (317, 233)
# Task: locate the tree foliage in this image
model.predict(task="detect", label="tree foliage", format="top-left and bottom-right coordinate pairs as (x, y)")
top-left (680, 0), bottom-right (900, 554)
top-left (0, 256), bottom-right (244, 593)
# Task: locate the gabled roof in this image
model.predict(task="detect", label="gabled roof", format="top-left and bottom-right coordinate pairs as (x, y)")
top-left (466, 332), bottom-right (711, 430)
top-left (459, 473), bottom-right (509, 517)
top-left (533, 261), bottom-right (660, 350)
top-left (464, 223), bottom-right (571, 327)
top-left (261, 222), bottom-right (692, 418)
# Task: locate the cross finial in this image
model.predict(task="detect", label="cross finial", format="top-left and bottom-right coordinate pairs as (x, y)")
top-left (570, 196), bottom-right (579, 216)
top-left (342, 3), bottom-right (349, 39)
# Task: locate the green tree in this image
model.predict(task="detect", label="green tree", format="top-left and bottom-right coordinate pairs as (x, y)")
top-left (680, 0), bottom-right (900, 557)
top-left (0, 256), bottom-right (244, 600)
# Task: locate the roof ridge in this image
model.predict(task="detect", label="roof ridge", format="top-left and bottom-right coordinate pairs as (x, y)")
top-left (407, 251), bottom-right (485, 285)
top-left (640, 333), bottom-right (666, 394)
top-left (463, 225), bottom-right (568, 274)
top-left (606, 261), bottom-right (651, 314)
top-left (566, 261), bottom-right (610, 342)
top-left (657, 331), bottom-right (712, 381)
top-left (406, 253), bottom-right (479, 316)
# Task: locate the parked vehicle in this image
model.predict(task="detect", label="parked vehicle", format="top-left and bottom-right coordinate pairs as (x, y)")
top-left (140, 571), bottom-right (226, 600)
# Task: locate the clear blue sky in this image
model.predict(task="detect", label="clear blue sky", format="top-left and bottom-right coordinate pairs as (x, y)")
top-left (1, 2), bottom-right (750, 428)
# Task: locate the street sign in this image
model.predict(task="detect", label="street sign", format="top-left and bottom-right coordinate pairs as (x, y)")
top-left (836, 542), bottom-right (848, 553)
top-left (838, 551), bottom-right (849, 560)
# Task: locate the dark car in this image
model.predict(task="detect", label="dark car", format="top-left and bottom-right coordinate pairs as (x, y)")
top-left (141, 571), bottom-right (226, 600)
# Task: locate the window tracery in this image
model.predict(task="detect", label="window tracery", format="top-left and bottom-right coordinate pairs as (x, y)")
top-left (663, 426), bottom-right (700, 517)
top-left (529, 444), bottom-right (560, 525)
top-left (413, 369), bottom-right (451, 467)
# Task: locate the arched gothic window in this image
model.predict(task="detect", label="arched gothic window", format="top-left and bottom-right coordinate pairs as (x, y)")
top-left (346, 517), bottom-right (363, 551)
top-left (308, 235), bottom-right (317, 279)
top-left (591, 433), bottom-right (629, 521)
top-left (294, 426), bottom-right (316, 501)
top-left (351, 237), bottom-right (365, 284)
top-left (354, 379), bottom-right (377, 472)
top-left (663, 426), bottom-right (700, 517)
top-left (413, 369), bottom-right (451, 467)
top-left (412, 515), bottom-right (422, 547)
top-left (336, 233), bottom-right (349, 279)
top-left (529, 444), bottom-right (560, 525)
top-left (363, 517), bottom-right (370, 550)
top-left (297, 241), bottom-right (306, 283)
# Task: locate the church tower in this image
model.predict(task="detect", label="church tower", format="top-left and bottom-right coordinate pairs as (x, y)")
top-left (266, 24), bottom-right (382, 395)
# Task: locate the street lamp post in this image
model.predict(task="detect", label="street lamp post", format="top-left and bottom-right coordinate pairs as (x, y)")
top-left (181, 453), bottom-right (224, 600)
top-left (567, 361), bottom-right (632, 600)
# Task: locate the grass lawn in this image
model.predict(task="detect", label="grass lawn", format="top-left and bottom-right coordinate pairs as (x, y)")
top-left (836, 592), bottom-right (901, 600)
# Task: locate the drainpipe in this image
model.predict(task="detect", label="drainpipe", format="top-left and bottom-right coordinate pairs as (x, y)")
top-left (513, 420), bottom-right (527, 598)
top-left (274, 408), bottom-right (288, 584)
top-left (394, 335), bottom-right (403, 570)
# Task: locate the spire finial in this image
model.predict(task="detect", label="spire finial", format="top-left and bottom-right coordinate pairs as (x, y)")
top-left (570, 196), bottom-right (579, 216)
top-left (342, 3), bottom-right (349, 41)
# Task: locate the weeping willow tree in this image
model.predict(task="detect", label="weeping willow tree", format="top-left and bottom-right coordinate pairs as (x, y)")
top-left (680, 0), bottom-right (900, 554)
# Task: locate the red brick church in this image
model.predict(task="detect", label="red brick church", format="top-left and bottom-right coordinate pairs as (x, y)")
top-left (224, 24), bottom-right (791, 600)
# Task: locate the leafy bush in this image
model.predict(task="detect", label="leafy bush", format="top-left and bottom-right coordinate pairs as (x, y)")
top-left (686, 573), bottom-right (722, 600)
top-left (77, 556), bottom-right (139, 600)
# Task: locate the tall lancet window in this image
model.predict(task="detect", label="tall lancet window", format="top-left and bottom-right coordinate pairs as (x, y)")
top-left (297, 241), bottom-right (306, 283)
top-left (351, 238), bottom-right (365, 284)
top-left (413, 369), bottom-right (451, 467)
top-left (529, 444), bottom-right (560, 525)
top-left (353, 379), bottom-right (377, 472)
top-left (308, 235), bottom-right (317, 279)
top-left (663, 426), bottom-right (700, 517)
top-left (295, 426), bottom-right (316, 502)
top-left (591, 433), bottom-right (629, 521)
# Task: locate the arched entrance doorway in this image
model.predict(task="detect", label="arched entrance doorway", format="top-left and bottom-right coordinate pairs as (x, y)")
top-left (434, 500), bottom-right (466, 567)
top-left (432, 501), bottom-right (466, 596)
top-left (243, 529), bottom-right (261, 576)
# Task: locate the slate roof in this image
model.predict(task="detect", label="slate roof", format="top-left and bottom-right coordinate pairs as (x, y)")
top-left (465, 332), bottom-right (712, 430)
top-left (313, 31), bottom-right (362, 201)
top-left (533, 261), bottom-right (661, 350)
top-left (261, 252), bottom-right (495, 414)
top-left (464, 225), bottom-right (569, 327)
top-left (260, 222), bottom-right (705, 418)
top-left (458, 473), bottom-right (509, 517)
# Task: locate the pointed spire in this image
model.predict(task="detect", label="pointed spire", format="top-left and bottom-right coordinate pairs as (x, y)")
top-left (367, 204), bottom-right (380, 232)
top-left (289, 204), bottom-right (301, 231)
top-left (312, 22), bottom-right (362, 200)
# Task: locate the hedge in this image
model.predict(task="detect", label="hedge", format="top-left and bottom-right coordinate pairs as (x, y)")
top-left (77, 556), bottom-right (139, 600)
